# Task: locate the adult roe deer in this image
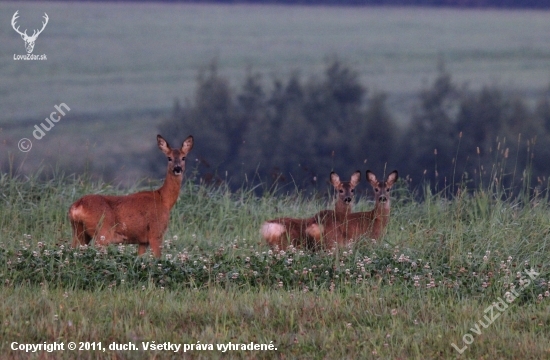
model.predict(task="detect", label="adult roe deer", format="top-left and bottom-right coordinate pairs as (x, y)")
top-left (261, 171), bottom-right (360, 251)
top-left (68, 134), bottom-right (194, 257)
top-left (307, 170), bottom-right (398, 247)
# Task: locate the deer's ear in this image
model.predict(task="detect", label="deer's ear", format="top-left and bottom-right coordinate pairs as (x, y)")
top-left (181, 135), bottom-right (194, 155)
top-left (157, 135), bottom-right (171, 155)
top-left (350, 171), bottom-right (361, 187)
top-left (386, 170), bottom-right (398, 187)
top-left (330, 172), bottom-right (341, 188)
top-left (366, 170), bottom-right (378, 186)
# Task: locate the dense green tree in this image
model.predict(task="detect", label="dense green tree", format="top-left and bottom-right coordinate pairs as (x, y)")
top-left (399, 65), bottom-right (459, 188)
top-left (303, 59), bottom-right (366, 163)
top-left (154, 59), bottom-right (550, 195)
top-left (155, 62), bottom-right (237, 181)
top-left (359, 93), bottom-right (398, 174)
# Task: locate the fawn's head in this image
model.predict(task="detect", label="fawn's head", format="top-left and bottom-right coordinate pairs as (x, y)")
top-left (366, 170), bottom-right (398, 207)
top-left (157, 134), bottom-right (194, 176)
top-left (330, 171), bottom-right (361, 205)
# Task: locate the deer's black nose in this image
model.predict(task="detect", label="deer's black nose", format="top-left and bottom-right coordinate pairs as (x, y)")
top-left (379, 195), bottom-right (387, 203)
top-left (344, 197), bottom-right (352, 203)
top-left (173, 166), bottom-right (183, 175)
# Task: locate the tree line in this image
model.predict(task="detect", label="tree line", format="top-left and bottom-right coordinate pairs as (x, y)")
top-left (154, 59), bottom-right (550, 195)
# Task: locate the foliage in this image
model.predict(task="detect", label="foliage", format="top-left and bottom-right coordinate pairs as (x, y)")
top-left (2, 171), bottom-right (550, 358)
top-left (3, 236), bottom-right (548, 302)
top-left (404, 66), bottom-right (550, 194)
top-left (157, 59), bottom-right (550, 196)
top-left (1, 172), bottom-right (550, 298)
top-left (156, 58), bottom-right (394, 190)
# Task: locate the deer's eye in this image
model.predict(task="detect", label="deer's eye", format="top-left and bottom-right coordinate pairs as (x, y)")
top-left (351, 189), bottom-right (355, 193)
top-left (168, 157), bottom-right (173, 162)
top-left (339, 189), bottom-right (344, 193)
top-left (375, 188), bottom-right (379, 192)
top-left (182, 157), bottom-right (186, 161)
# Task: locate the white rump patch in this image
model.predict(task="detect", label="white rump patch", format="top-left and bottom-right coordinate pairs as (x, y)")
top-left (260, 222), bottom-right (286, 240)
top-left (306, 224), bottom-right (323, 240)
top-left (68, 205), bottom-right (85, 220)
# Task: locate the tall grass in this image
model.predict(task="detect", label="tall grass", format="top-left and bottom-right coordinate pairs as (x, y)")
top-left (1, 169), bottom-right (550, 359)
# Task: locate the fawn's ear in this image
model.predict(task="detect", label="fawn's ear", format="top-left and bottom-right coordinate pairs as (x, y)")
top-left (366, 170), bottom-right (378, 187)
top-left (157, 134), bottom-right (171, 156)
top-left (330, 172), bottom-right (341, 188)
top-left (386, 170), bottom-right (398, 187)
top-left (350, 170), bottom-right (361, 187)
top-left (181, 135), bottom-right (194, 155)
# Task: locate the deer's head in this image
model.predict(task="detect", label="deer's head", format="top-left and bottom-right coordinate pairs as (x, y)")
top-left (330, 171), bottom-right (361, 205)
top-left (366, 170), bottom-right (398, 209)
top-left (157, 135), bottom-right (194, 177)
top-left (12, 11), bottom-right (49, 54)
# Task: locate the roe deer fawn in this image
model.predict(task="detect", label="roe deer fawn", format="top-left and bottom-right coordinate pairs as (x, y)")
top-left (68, 134), bottom-right (194, 257)
top-left (260, 171), bottom-right (360, 251)
top-left (307, 170), bottom-right (398, 247)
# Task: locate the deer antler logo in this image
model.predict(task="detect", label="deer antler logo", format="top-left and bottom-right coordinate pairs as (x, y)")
top-left (11, 11), bottom-right (49, 54)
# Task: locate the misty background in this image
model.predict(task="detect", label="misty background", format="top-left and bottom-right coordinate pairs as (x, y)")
top-left (2, 2), bottom-right (550, 194)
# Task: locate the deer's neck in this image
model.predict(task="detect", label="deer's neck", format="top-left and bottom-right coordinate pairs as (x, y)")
top-left (370, 201), bottom-right (391, 237)
top-left (374, 201), bottom-right (391, 217)
top-left (158, 172), bottom-right (183, 209)
top-left (334, 200), bottom-right (352, 220)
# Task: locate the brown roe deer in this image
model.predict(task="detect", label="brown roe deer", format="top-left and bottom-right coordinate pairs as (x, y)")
top-left (260, 171), bottom-right (360, 251)
top-left (68, 134), bottom-right (194, 257)
top-left (307, 170), bottom-right (398, 247)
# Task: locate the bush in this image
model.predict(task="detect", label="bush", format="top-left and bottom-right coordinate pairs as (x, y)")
top-left (156, 59), bottom-right (550, 195)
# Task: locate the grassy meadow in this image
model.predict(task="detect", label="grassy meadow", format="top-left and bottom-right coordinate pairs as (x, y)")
top-left (1, 167), bottom-right (550, 359)
top-left (3, 3), bottom-right (550, 358)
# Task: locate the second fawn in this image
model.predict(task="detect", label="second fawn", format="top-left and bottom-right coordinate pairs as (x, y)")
top-left (261, 171), bottom-right (360, 250)
top-left (307, 170), bottom-right (398, 247)
top-left (68, 134), bottom-right (194, 257)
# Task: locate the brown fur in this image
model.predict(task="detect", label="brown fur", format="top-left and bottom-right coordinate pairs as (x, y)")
top-left (261, 171), bottom-right (360, 251)
top-left (307, 170), bottom-right (398, 248)
top-left (68, 134), bottom-right (193, 257)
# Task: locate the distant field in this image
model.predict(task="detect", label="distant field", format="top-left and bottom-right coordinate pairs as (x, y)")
top-left (2, 3), bottom-right (550, 182)
top-left (2, 3), bottom-right (550, 124)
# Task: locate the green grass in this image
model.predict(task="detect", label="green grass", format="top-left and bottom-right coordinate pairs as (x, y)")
top-left (1, 171), bottom-right (550, 359)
